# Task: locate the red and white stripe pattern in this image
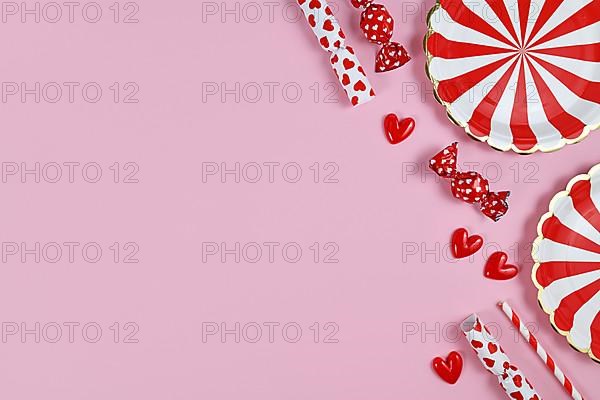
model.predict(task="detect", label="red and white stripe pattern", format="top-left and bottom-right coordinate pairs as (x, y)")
top-left (426, 0), bottom-right (600, 153)
top-left (499, 301), bottom-right (584, 400)
top-left (533, 164), bottom-right (600, 362)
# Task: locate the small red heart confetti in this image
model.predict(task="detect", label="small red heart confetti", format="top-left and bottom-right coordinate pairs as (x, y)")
top-left (309, 0), bottom-right (321, 9)
top-left (451, 228), bottom-right (483, 258)
top-left (384, 114), bottom-right (415, 145)
top-left (432, 351), bottom-right (463, 384)
top-left (484, 251), bottom-right (518, 280)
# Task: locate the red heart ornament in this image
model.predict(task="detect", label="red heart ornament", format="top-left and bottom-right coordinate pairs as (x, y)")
top-left (484, 251), bottom-right (519, 280)
top-left (432, 351), bottom-right (463, 384)
top-left (384, 114), bottom-right (415, 144)
top-left (451, 228), bottom-right (483, 258)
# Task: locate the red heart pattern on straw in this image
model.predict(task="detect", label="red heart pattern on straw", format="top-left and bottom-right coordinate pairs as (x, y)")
top-left (461, 314), bottom-right (540, 400)
top-left (297, 0), bottom-right (375, 106)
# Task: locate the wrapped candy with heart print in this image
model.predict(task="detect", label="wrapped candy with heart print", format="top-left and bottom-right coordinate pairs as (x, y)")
top-left (297, 0), bottom-right (375, 106)
top-left (462, 314), bottom-right (540, 400)
top-left (429, 142), bottom-right (510, 221)
top-left (349, 0), bottom-right (411, 72)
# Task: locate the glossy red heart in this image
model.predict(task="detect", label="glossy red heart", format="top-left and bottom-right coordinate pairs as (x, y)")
top-left (484, 251), bottom-right (519, 280)
top-left (384, 114), bottom-right (415, 144)
top-left (432, 351), bottom-right (463, 384)
top-left (451, 228), bottom-right (483, 258)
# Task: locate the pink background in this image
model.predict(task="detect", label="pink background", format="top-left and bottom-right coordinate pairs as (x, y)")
top-left (0, 0), bottom-right (598, 398)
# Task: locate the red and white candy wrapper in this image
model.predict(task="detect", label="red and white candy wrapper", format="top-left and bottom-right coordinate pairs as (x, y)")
top-left (429, 142), bottom-right (510, 221)
top-left (297, 0), bottom-right (375, 106)
top-left (462, 314), bottom-right (540, 400)
top-left (350, 0), bottom-right (411, 72)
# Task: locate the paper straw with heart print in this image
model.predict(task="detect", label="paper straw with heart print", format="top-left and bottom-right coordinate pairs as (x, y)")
top-left (296, 0), bottom-right (375, 106)
top-left (499, 301), bottom-right (584, 400)
top-left (461, 314), bottom-right (540, 400)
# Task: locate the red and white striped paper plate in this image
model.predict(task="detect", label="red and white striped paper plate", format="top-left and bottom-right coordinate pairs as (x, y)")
top-left (533, 164), bottom-right (600, 362)
top-left (425, 0), bottom-right (600, 154)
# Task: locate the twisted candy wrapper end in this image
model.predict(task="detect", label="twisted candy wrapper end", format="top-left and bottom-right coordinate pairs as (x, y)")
top-left (462, 314), bottom-right (541, 400)
top-left (481, 191), bottom-right (510, 222)
top-left (376, 42), bottom-right (411, 73)
top-left (297, 0), bottom-right (375, 106)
